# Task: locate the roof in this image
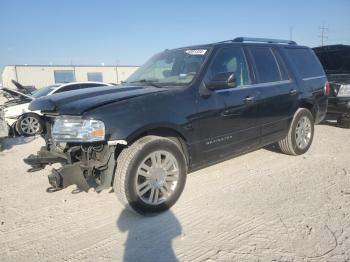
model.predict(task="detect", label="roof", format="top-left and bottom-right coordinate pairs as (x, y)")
top-left (167, 37), bottom-right (304, 52)
top-left (4, 64), bottom-right (139, 68)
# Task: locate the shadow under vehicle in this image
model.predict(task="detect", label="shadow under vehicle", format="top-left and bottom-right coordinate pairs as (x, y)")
top-left (313, 45), bottom-right (350, 128)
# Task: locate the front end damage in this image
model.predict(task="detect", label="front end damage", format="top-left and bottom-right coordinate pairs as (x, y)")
top-left (24, 121), bottom-right (121, 192)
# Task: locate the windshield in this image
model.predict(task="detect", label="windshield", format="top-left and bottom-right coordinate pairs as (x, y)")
top-left (32, 84), bottom-right (60, 98)
top-left (125, 48), bottom-right (209, 86)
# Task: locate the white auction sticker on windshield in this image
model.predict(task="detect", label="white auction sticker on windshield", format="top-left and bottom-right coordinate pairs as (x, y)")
top-left (185, 49), bottom-right (207, 55)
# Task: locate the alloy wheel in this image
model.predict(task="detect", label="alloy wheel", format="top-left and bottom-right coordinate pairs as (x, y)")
top-left (135, 150), bottom-right (179, 205)
top-left (295, 116), bottom-right (312, 149)
top-left (20, 116), bottom-right (41, 135)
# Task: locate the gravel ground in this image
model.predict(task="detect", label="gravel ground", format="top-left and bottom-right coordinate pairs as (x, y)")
top-left (0, 124), bottom-right (349, 262)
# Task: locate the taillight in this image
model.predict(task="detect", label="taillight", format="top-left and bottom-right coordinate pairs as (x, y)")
top-left (324, 81), bottom-right (330, 96)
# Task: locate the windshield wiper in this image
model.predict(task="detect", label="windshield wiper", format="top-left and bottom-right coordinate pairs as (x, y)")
top-left (127, 79), bottom-right (164, 88)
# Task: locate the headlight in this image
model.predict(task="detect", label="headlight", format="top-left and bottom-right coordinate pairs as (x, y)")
top-left (52, 116), bottom-right (105, 142)
top-left (337, 84), bottom-right (350, 97)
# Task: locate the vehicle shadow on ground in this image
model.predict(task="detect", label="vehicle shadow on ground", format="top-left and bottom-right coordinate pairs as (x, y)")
top-left (263, 143), bottom-right (283, 154)
top-left (319, 120), bottom-right (348, 128)
top-left (1, 136), bottom-right (36, 151)
top-left (116, 208), bottom-right (181, 262)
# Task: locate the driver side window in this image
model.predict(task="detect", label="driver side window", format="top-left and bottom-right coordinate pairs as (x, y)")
top-left (208, 47), bottom-right (251, 86)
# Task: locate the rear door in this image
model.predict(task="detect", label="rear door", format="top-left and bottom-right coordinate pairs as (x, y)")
top-left (247, 46), bottom-right (299, 145)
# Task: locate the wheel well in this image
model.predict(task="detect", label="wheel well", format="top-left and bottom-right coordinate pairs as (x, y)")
top-left (127, 128), bottom-right (190, 167)
top-left (300, 102), bottom-right (316, 119)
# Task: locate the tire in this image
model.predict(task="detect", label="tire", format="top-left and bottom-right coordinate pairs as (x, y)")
top-left (337, 116), bottom-right (350, 129)
top-left (278, 108), bottom-right (314, 155)
top-left (113, 135), bottom-right (187, 215)
top-left (16, 113), bottom-right (44, 136)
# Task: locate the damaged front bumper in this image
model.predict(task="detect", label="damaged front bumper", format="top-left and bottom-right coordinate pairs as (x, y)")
top-left (24, 141), bottom-right (122, 193)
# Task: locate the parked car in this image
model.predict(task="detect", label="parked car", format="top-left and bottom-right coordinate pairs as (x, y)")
top-left (313, 45), bottom-right (350, 128)
top-left (1, 82), bottom-right (112, 136)
top-left (25, 37), bottom-right (328, 214)
top-left (0, 107), bottom-right (9, 150)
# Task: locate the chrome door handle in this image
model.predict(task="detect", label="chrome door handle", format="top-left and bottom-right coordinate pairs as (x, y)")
top-left (243, 96), bottom-right (255, 103)
top-left (289, 89), bottom-right (297, 95)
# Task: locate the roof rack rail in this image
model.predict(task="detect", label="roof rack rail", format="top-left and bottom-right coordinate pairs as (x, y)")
top-left (218, 37), bottom-right (297, 45)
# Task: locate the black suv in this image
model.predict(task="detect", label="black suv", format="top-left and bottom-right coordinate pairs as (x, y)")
top-left (313, 45), bottom-right (350, 127)
top-left (25, 37), bottom-right (328, 214)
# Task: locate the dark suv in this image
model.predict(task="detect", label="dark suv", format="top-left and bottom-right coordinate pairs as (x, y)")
top-left (25, 37), bottom-right (328, 214)
top-left (313, 45), bottom-right (350, 127)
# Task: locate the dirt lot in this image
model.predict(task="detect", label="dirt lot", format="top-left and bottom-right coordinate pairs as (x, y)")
top-left (0, 124), bottom-right (350, 262)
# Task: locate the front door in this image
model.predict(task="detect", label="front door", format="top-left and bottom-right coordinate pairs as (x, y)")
top-left (193, 46), bottom-right (261, 166)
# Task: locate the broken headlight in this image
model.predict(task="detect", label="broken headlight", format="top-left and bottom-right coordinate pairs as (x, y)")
top-left (52, 116), bottom-right (105, 142)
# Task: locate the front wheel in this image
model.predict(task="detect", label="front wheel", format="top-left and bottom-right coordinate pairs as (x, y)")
top-left (113, 136), bottom-right (187, 214)
top-left (278, 108), bottom-right (314, 155)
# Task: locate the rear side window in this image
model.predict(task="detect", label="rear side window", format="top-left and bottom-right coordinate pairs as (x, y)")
top-left (249, 47), bottom-right (282, 83)
top-left (286, 48), bottom-right (324, 78)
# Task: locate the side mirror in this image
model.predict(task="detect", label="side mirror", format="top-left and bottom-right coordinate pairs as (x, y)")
top-left (206, 72), bottom-right (237, 90)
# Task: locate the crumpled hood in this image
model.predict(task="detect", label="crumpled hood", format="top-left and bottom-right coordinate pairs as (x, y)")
top-left (1, 87), bottom-right (33, 101)
top-left (29, 85), bottom-right (166, 115)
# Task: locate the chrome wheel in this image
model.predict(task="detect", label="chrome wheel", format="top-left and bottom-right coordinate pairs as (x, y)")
top-left (135, 150), bottom-right (179, 205)
top-left (295, 116), bottom-right (312, 149)
top-left (20, 116), bottom-right (41, 135)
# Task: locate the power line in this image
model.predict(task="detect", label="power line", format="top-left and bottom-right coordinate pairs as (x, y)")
top-left (318, 23), bottom-right (328, 46)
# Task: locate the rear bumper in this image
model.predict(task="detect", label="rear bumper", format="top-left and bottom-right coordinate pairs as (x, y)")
top-left (314, 97), bottom-right (328, 124)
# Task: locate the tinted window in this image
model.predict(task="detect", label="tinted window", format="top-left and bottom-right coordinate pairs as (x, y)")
top-left (314, 48), bottom-right (350, 74)
top-left (87, 72), bottom-right (103, 82)
top-left (250, 47), bottom-right (281, 83)
top-left (32, 84), bottom-right (60, 98)
top-left (273, 50), bottom-right (290, 80)
top-left (208, 47), bottom-right (251, 86)
top-left (54, 84), bottom-right (81, 93)
top-left (287, 48), bottom-right (324, 78)
top-left (54, 70), bottom-right (75, 83)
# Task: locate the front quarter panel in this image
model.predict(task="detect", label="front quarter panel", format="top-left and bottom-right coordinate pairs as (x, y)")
top-left (83, 87), bottom-right (199, 144)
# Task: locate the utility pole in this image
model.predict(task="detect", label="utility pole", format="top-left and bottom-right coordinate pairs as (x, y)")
top-left (319, 23), bottom-right (328, 46)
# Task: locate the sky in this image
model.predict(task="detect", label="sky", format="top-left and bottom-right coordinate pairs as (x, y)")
top-left (1, 0), bottom-right (350, 74)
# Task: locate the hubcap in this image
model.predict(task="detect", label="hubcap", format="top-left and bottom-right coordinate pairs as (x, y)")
top-left (135, 150), bottom-right (179, 205)
top-left (20, 116), bottom-right (40, 135)
top-left (295, 116), bottom-right (312, 149)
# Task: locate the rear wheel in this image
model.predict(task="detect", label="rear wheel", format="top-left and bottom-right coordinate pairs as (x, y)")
top-left (278, 108), bottom-right (314, 155)
top-left (113, 136), bottom-right (187, 214)
top-left (16, 113), bottom-right (43, 136)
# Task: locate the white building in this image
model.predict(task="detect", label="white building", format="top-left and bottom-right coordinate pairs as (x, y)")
top-left (1, 65), bottom-right (139, 89)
